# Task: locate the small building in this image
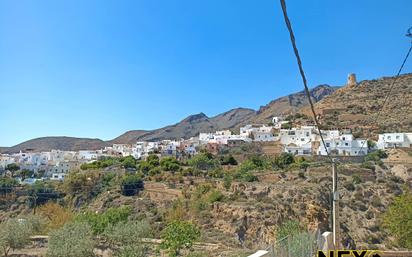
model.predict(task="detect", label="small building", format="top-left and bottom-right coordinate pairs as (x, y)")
top-left (377, 133), bottom-right (412, 149)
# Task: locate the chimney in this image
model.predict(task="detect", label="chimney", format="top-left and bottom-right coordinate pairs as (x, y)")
top-left (347, 73), bottom-right (357, 88)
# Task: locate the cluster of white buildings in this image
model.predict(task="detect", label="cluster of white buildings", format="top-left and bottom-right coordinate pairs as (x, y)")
top-left (1, 116), bottom-right (411, 183)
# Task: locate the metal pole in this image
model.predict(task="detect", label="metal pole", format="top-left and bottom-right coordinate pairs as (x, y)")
top-left (332, 159), bottom-right (340, 249)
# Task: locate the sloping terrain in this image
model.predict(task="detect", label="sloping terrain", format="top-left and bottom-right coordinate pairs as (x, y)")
top-left (299, 73), bottom-right (412, 137)
top-left (247, 84), bottom-right (337, 125)
top-left (0, 137), bottom-right (109, 153)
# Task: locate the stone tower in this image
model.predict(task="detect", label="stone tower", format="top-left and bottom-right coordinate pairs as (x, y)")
top-left (347, 73), bottom-right (357, 88)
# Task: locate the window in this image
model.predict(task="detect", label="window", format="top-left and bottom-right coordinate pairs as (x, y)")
top-left (396, 136), bottom-right (400, 139)
top-left (345, 143), bottom-right (349, 146)
top-left (342, 137), bottom-right (346, 141)
top-left (301, 138), bottom-right (304, 141)
top-left (326, 143), bottom-right (330, 147)
top-left (388, 136), bottom-right (391, 140)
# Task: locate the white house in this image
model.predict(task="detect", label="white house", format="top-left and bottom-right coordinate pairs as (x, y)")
top-left (0, 156), bottom-right (16, 169)
top-left (377, 133), bottom-right (412, 149)
top-left (317, 133), bottom-right (367, 156)
top-left (50, 173), bottom-right (66, 181)
top-left (280, 126), bottom-right (316, 147)
top-left (240, 124), bottom-right (278, 142)
top-left (272, 116), bottom-right (289, 129)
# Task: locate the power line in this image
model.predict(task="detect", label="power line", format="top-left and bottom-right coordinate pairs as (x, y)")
top-left (279, 0), bottom-right (332, 162)
top-left (357, 35), bottom-right (412, 155)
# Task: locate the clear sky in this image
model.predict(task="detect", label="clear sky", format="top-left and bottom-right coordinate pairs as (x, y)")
top-left (1, 0), bottom-right (411, 146)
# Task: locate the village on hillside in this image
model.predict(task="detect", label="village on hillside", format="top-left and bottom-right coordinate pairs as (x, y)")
top-left (1, 115), bottom-right (411, 184)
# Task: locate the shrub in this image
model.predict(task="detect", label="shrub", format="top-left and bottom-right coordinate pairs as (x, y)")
top-left (274, 153), bottom-right (295, 169)
top-left (0, 218), bottom-right (34, 257)
top-left (147, 154), bottom-right (160, 166)
top-left (121, 174), bottom-right (144, 196)
top-left (0, 177), bottom-right (18, 194)
top-left (352, 174), bottom-right (362, 185)
top-left (104, 220), bottom-right (152, 257)
top-left (383, 190), bottom-right (412, 249)
top-left (76, 207), bottom-right (131, 235)
top-left (220, 155), bottom-right (238, 166)
top-left (38, 202), bottom-right (74, 231)
top-left (223, 175), bottom-right (232, 191)
top-left (188, 153), bottom-right (219, 171)
top-left (5, 163), bottom-right (19, 172)
top-left (207, 190), bottom-right (224, 203)
top-left (160, 157), bottom-right (181, 172)
top-left (122, 156), bottom-right (137, 169)
top-left (276, 220), bottom-right (301, 240)
top-left (47, 222), bottom-right (95, 257)
top-left (161, 220), bottom-right (201, 257)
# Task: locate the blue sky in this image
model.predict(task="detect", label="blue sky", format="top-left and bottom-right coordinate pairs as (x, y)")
top-left (0, 0), bottom-right (411, 146)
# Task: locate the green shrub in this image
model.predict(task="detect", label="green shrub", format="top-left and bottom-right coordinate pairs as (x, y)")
top-left (220, 155), bottom-right (238, 165)
top-left (122, 156), bottom-right (137, 169)
top-left (121, 174), bottom-right (144, 196)
top-left (352, 174), bottom-right (362, 185)
top-left (188, 153), bottom-right (219, 171)
top-left (104, 220), bottom-right (151, 257)
top-left (383, 190), bottom-right (412, 249)
top-left (160, 157), bottom-right (181, 172)
top-left (47, 222), bottom-right (95, 257)
top-left (0, 218), bottom-right (34, 257)
top-left (207, 190), bottom-right (224, 203)
top-left (0, 177), bottom-right (18, 194)
top-left (161, 220), bottom-right (200, 257)
top-left (76, 207), bottom-right (131, 235)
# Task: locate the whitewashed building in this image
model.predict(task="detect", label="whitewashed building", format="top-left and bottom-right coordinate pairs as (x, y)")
top-left (240, 125), bottom-right (278, 142)
top-left (377, 133), bottom-right (412, 149)
top-left (317, 133), bottom-right (367, 156)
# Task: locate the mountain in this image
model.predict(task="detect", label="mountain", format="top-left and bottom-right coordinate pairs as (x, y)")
top-left (111, 108), bottom-right (256, 144)
top-left (248, 84), bottom-right (337, 125)
top-left (0, 137), bottom-right (109, 154)
top-left (299, 73), bottom-right (412, 137)
top-left (0, 84), bottom-right (338, 153)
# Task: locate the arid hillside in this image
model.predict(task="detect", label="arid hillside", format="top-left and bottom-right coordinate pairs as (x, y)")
top-left (300, 73), bottom-right (412, 137)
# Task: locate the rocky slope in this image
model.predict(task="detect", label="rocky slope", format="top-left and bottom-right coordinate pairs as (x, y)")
top-left (246, 84), bottom-right (337, 125)
top-left (300, 73), bottom-right (412, 137)
top-left (0, 137), bottom-right (109, 153)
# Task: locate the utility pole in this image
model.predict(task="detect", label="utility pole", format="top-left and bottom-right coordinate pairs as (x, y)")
top-left (332, 158), bottom-right (340, 249)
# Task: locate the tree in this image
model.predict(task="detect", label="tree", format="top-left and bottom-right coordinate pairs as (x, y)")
top-left (275, 153), bottom-right (295, 169)
top-left (122, 156), bottom-right (137, 169)
top-left (0, 218), bottom-right (33, 257)
top-left (161, 220), bottom-right (200, 257)
top-left (147, 154), bottom-right (160, 166)
top-left (47, 222), bottom-right (95, 257)
top-left (19, 169), bottom-right (34, 180)
top-left (220, 155), bottom-right (238, 166)
top-left (121, 174), bottom-right (144, 196)
top-left (0, 177), bottom-right (18, 194)
top-left (103, 220), bottom-right (152, 257)
top-left (160, 157), bottom-right (181, 172)
top-left (383, 190), bottom-right (412, 249)
top-left (5, 163), bottom-right (19, 172)
top-left (188, 153), bottom-right (219, 171)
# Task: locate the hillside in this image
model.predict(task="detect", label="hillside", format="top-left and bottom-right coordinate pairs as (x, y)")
top-left (112, 108), bottom-right (256, 144)
top-left (247, 84), bottom-right (337, 125)
top-left (0, 137), bottom-right (109, 154)
top-left (299, 73), bottom-right (412, 137)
